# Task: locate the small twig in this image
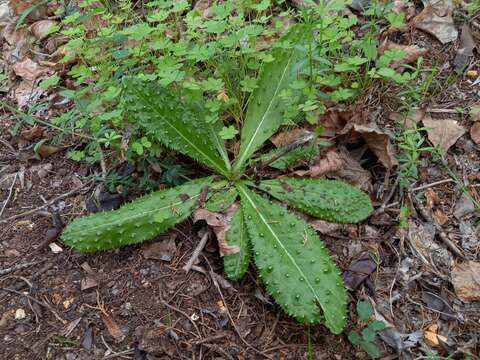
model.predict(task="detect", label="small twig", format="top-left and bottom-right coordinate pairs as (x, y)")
top-left (411, 179), bottom-right (454, 192)
top-left (0, 287), bottom-right (66, 324)
top-left (160, 300), bottom-right (202, 339)
top-left (0, 260), bottom-right (45, 276)
top-left (101, 348), bottom-right (135, 360)
top-left (0, 172), bottom-right (17, 218)
top-left (0, 180), bottom-right (94, 224)
top-left (182, 230), bottom-right (209, 273)
top-left (409, 192), bottom-right (465, 259)
top-left (204, 256), bottom-right (271, 359)
top-left (373, 175), bottom-right (399, 216)
top-left (192, 333), bottom-right (228, 345)
top-left (246, 132), bottom-right (315, 176)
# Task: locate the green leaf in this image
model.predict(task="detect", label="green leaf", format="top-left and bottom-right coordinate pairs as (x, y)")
top-left (258, 145), bottom-right (320, 170)
top-left (237, 184), bottom-right (347, 333)
top-left (205, 187), bottom-right (238, 212)
top-left (348, 331), bottom-right (362, 345)
top-left (122, 78), bottom-right (231, 177)
top-left (233, 25), bottom-right (307, 173)
top-left (223, 206), bottom-right (251, 280)
top-left (368, 320), bottom-right (387, 331)
top-left (357, 301), bottom-right (373, 322)
top-left (219, 125), bottom-right (239, 140)
top-left (62, 177), bottom-right (214, 252)
top-left (362, 326), bottom-right (376, 342)
top-left (361, 340), bottom-right (380, 358)
top-left (257, 178), bottom-right (373, 224)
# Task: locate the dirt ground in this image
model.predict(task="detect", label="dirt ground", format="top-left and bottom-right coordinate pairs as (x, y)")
top-left (1, 1), bottom-right (480, 360)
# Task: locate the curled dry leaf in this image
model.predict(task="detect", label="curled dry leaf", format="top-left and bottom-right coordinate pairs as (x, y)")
top-left (470, 122), bottom-right (480, 145)
top-left (391, 0), bottom-right (416, 19)
top-left (422, 116), bottom-right (466, 152)
top-left (454, 25), bottom-right (476, 71)
top-left (378, 41), bottom-right (428, 70)
top-left (12, 58), bottom-right (52, 81)
top-left (343, 253), bottom-right (378, 291)
top-left (142, 235), bottom-right (177, 262)
top-left (413, 0), bottom-right (458, 44)
top-left (352, 124), bottom-right (398, 169)
top-left (29, 20), bottom-right (58, 41)
top-left (294, 150), bottom-right (343, 177)
top-left (270, 128), bottom-right (311, 147)
top-left (193, 203), bottom-right (240, 256)
top-left (193, 0), bottom-right (213, 19)
top-left (451, 261), bottom-right (480, 302)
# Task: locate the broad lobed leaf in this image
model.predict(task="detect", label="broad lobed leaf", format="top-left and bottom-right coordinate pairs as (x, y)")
top-left (257, 178), bottom-right (373, 223)
top-left (62, 177), bottom-right (215, 252)
top-left (223, 206), bottom-right (251, 280)
top-left (122, 78), bottom-right (231, 177)
top-left (237, 184), bottom-right (347, 333)
top-left (233, 25), bottom-right (308, 173)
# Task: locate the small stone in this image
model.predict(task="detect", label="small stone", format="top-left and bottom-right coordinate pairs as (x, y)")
top-left (48, 243), bottom-right (63, 253)
top-left (14, 309), bottom-right (26, 320)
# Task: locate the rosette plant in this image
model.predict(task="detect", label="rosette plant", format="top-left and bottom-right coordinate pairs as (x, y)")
top-left (62, 24), bottom-right (373, 334)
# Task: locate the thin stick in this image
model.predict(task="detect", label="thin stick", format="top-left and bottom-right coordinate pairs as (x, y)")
top-left (0, 172), bottom-right (17, 218)
top-left (0, 287), bottom-right (66, 324)
top-left (160, 300), bottom-right (201, 339)
top-left (411, 179), bottom-right (454, 192)
top-left (246, 132), bottom-right (315, 175)
top-left (0, 260), bottom-right (44, 276)
top-left (409, 192), bottom-right (465, 259)
top-left (204, 256), bottom-right (271, 359)
top-left (373, 175), bottom-right (399, 216)
top-left (0, 180), bottom-right (93, 224)
top-left (182, 231), bottom-right (209, 273)
top-left (101, 349), bottom-right (135, 360)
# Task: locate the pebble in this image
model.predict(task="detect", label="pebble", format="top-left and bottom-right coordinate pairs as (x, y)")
top-left (14, 309), bottom-right (26, 320)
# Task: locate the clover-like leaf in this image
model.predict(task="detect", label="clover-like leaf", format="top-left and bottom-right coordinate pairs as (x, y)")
top-left (237, 184), bottom-right (347, 333)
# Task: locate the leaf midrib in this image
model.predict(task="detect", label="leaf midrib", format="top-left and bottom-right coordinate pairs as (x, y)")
top-left (71, 192), bottom-right (202, 236)
top-left (234, 51), bottom-right (296, 172)
top-left (133, 85), bottom-right (229, 177)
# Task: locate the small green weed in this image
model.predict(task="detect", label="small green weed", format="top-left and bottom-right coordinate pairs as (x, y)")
top-left (348, 301), bottom-right (386, 358)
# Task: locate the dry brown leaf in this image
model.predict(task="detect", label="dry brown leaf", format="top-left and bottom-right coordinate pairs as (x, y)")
top-left (2, 24), bottom-right (35, 66)
top-left (424, 324), bottom-right (448, 347)
top-left (14, 81), bottom-right (44, 108)
top-left (193, 203), bottom-right (240, 256)
top-left (12, 58), bottom-right (52, 81)
top-left (101, 312), bottom-right (125, 343)
top-left (470, 122), bottom-right (480, 145)
top-left (454, 25), bottom-right (476, 71)
top-left (378, 41), bottom-right (428, 70)
top-left (422, 116), bottom-right (466, 152)
top-left (142, 236), bottom-right (177, 262)
top-left (352, 124), bottom-right (398, 169)
top-left (451, 261), bottom-right (480, 302)
top-left (29, 20), bottom-right (58, 40)
top-left (294, 150), bottom-right (343, 177)
top-left (413, 0), bottom-right (458, 44)
top-left (20, 125), bottom-right (45, 140)
top-left (10, 0), bottom-right (47, 21)
top-left (432, 209), bottom-right (448, 225)
top-left (270, 128), bottom-right (310, 147)
top-left (193, 0), bottom-right (213, 18)
top-left (425, 188), bottom-right (440, 209)
top-left (331, 147), bottom-right (372, 191)
top-left (37, 144), bottom-right (62, 158)
top-left (391, 0), bottom-right (416, 19)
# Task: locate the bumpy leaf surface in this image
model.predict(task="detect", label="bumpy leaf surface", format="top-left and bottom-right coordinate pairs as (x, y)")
top-left (122, 78), bottom-right (231, 177)
top-left (257, 178), bottom-right (373, 223)
top-left (258, 144), bottom-right (320, 170)
top-left (233, 26), bottom-right (307, 173)
top-left (223, 206), bottom-right (251, 280)
top-left (205, 187), bottom-right (238, 212)
top-left (237, 184), bottom-right (347, 333)
top-left (62, 177), bottom-right (214, 252)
